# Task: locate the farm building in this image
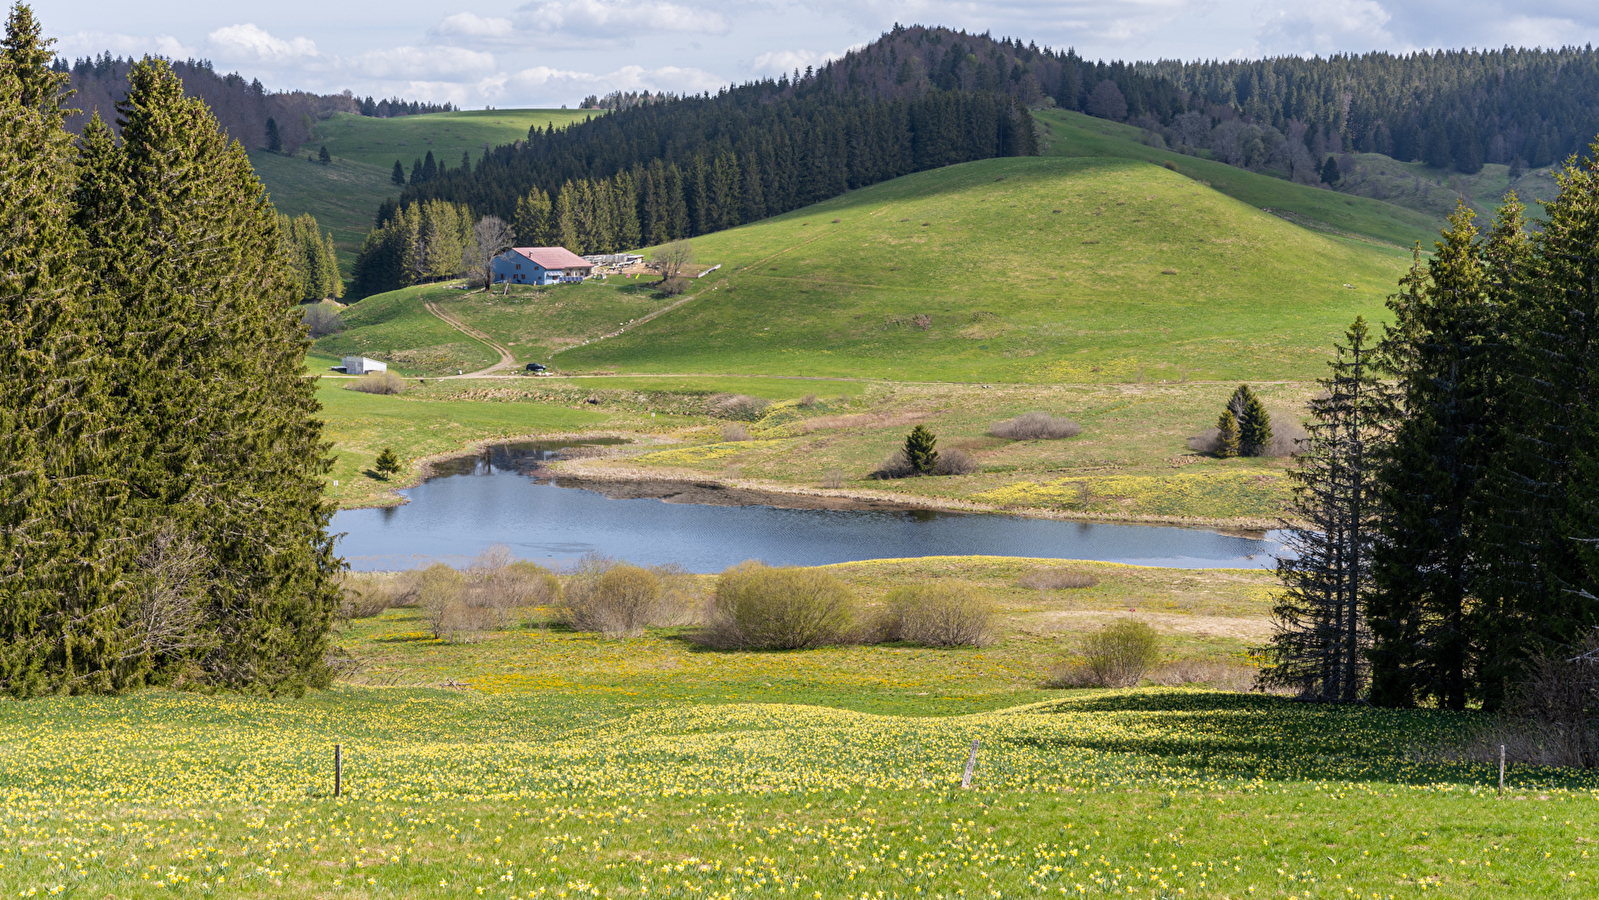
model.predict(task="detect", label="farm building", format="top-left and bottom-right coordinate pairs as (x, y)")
top-left (341, 356), bottom-right (387, 375)
top-left (491, 247), bottom-right (595, 285)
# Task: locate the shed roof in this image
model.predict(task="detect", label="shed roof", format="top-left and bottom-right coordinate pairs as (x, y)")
top-left (512, 247), bottom-right (593, 270)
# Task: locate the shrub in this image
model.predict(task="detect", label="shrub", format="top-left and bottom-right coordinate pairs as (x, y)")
top-left (415, 564), bottom-right (467, 640)
top-left (560, 559), bottom-right (663, 637)
top-left (934, 448), bottom-right (979, 476)
top-left (347, 371), bottom-right (406, 395)
top-left (721, 423), bottom-right (752, 442)
top-left (871, 449), bottom-right (914, 479)
top-left (464, 545), bottom-right (560, 629)
top-left (1081, 620), bottom-right (1161, 687)
top-left (1016, 568), bottom-right (1099, 591)
top-left (302, 301), bottom-right (344, 337)
top-left (1189, 410), bottom-right (1307, 457)
top-left (878, 584), bottom-right (997, 647)
top-left (989, 412), bottom-right (1082, 440)
top-left (659, 275), bottom-right (690, 296)
top-left (709, 393), bottom-right (770, 421)
top-left (799, 393), bottom-right (819, 408)
top-left (820, 468), bottom-right (845, 490)
top-left (703, 562), bottom-right (856, 650)
top-left (1149, 657), bottom-right (1258, 691)
top-left (337, 573), bottom-right (403, 620)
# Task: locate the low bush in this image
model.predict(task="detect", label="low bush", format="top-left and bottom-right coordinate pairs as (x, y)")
top-left (1188, 408), bottom-right (1305, 457)
top-left (336, 573), bottom-right (408, 620)
top-left (871, 449), bottom-right (915, 479)
top-left (877, 584), bottom-right (997, 647)
top-left (702, 562), bottom-right (856, 650)
top-left (346, 371), bottom-right (407, 395)
top-left (1048, 620), bottom-right (1161, 688)
top-left (872, 448), bottom-right (978, 478)
top-left (560, 560), bottom-right (663, 637)
top-left (415, 564), bottom-right (467, 640)
top-left (989, 412), bottom-right (1082, 440)
top-left (709, 393), bottom-right (770, 422)
top-left (1016, 568), bottom-right (1099, 591)
top-left (721, 423), bottom-right (752, 442)
top-left (463, 545), bottom-right (561, 629)
top-left (659, 275), bottom-right (690, 296)
top-left (820, 468), bottom-right (845, 490)
top-left (302, 301), bottom-right (344, 337)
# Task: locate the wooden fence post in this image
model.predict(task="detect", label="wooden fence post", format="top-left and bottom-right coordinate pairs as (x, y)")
top-left (334, 744), bottom-right (343, 799)
top-left (1498, 744), bottom-right (1505, 797)
top-left (961, 739), bottom-right (979, 789)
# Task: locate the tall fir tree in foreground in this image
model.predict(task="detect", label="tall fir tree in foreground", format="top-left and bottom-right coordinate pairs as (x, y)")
top-left (66, 56), bottom-right (340, 694)
top-left (1259, 317), bottom-right (1393, 701)
top-left (0, 4), bottom-right (125, 695)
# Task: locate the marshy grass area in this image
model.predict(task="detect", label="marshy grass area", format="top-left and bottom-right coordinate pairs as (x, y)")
top-left (6, 555), bottom-right (1599, 898)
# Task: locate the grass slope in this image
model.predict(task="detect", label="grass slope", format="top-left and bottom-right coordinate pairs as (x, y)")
top-left (1036, 108), bottom-right (1445, 247)
top-left (554, 155), bottom-right (1409, 382)
top-left (250, 151), bottom-right (393, 269)
top-left (310, 108), bottom-right (596, 170)
top-left (313, 284), bottom-right (500, 376)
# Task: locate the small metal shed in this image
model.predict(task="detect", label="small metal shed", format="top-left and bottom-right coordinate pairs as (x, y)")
top-left (343, 356), bottom-right (387, 375)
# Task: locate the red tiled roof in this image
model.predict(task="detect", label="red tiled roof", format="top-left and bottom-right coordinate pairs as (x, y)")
top-left (513, 247), bottom-right (593, 269)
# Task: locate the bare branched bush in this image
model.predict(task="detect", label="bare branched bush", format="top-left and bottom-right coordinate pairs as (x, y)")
top-left (871, 449), bottom-right (915, 480)
top-left (877, 584), bottom-right (997, 647)
top-left (701, 562), bottom-right (856, 650)
top-left (820, 468), bottom-right (845, 490)
top-left (1047, 620), bottom-right (1161, 688)
top-left (935, 448), bottom-right (980, 476)
top-left (126, 524), bottom-right (219, 660)
top-left (415, 564), bottom-right (467, 640)
top-left (989, 412), bottom-right (1082, 440)
top-left (721, 423), bottom-right (752, 442)
top-left (346, 371), bottom-right (407, 395)
top-left (337, 573), bottom-right (400, 621)
top-left (464, 545), bottom-right (560, 629)
top-left (1149, 657), bottom-right (1259, 691)
top-left (1016, 568), bottom-right (1099, 591)
top-left (799, 393), bottom-right (819, 408)
top-left (708, 394), bottom-right (770, 422)
top-left (301, 301), bottom-right (345, 337)
top-left (559, 558), bottom-right (664, 637)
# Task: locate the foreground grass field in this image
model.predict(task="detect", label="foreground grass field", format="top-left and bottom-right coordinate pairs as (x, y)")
top-left (5, 559), bottom-right (1597, 899)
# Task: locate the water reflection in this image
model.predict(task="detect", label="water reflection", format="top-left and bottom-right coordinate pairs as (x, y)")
top-left (334, 443), bottom-right (1287, 573)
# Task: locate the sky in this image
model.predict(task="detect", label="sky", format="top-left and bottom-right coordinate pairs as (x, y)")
top-left (32, 0), bottom-right (1599, 108)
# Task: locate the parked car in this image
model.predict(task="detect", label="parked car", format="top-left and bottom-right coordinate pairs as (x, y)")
top-left (525, 362), bottom-right (547, 373)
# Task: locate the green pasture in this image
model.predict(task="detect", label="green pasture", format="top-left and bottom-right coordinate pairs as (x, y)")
top-left (313, 285), bottom-right (500, 376)
top-left (552, 155), bottom-right (1408, 382)
top-left (251, 150), bottom-right (394, 269)
top-left (1035, 108), bottom-right (1445, 248)
top-left (310, 108), bottom-right (597, 171)
top-left (4, 558), bottom-right (1597, 899)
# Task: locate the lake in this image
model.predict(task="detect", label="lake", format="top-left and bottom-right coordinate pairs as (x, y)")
top-left (331, 441), bottom-right (1287, 572)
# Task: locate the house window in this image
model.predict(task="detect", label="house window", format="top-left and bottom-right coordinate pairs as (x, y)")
top-left (515, 264), bottom-right (521, 270)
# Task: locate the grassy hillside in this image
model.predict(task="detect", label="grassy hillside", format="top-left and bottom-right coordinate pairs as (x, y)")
top-left (250, 150), bottom-right (393, 269)
top-left (312, 284), bottom-right (500, 376)
top-left (1335, 151), bottom-right (1560, 222)
top-left (1035, 108), bottom-right (1445, 247)
top-left (310, 108), bottom-right (596, 170)
top-left (551, 155), bottom-right (1408, 382)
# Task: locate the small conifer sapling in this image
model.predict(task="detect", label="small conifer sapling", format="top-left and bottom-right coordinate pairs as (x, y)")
top-left (904, 425), bottom-right (939, 475)
top-left (375, 447), bottom-right (402, 479)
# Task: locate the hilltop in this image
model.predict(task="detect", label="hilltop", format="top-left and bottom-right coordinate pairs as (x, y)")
top-left (533, 155), bottom-right (1408, 383)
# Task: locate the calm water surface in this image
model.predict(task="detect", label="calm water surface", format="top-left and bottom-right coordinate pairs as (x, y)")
top-left (332, 441), bottom-right (1287, 572)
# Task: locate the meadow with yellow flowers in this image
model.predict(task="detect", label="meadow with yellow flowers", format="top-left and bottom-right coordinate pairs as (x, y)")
top-left (3, 557), bottom-right (1596, 898)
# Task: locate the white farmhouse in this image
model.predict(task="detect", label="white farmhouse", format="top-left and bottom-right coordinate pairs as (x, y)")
top-left (490, 247), bottom-right (596, 285)
top-left (342, 356), bottom-right (387, 375)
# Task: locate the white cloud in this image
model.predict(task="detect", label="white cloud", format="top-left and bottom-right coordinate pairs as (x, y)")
top-left (1253, 0), bottom-right (1394, 55)
top-left (515, 0), bottom-right (729, 36)
top-left (749, 48), bottom-right (843, 76)
top-left (206, 23), bottom-right (319, 63)
top-left (430, 13), bottom-right (517, 41)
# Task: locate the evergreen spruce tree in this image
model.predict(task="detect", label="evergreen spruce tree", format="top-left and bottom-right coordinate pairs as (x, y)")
top-left (73, 58), bottom-right (340, 693)
top-left (1320, 155), bottom-right (1341, 184)
top-left (514, 189), bottom-right (552, 246)
top-left (318, 145), bottom-right (331, 165)
top-left (1215, 410), bottom-right (1240, 458)
top-left (1228, 384), bottom-right (1273, 456)
top-left (391, 160), bottom-right (405, 186)
top-left (264, 117), bottom-right (281, 153)
top-left (1367, 205), bottom-right (1500, 709)
top-left (0, 13), bottom-right (123, 697)
top-left (1259, 317), bottom-right (1394, 701)
top-left (410, 157), bottom-right (422, 184)
top-left (904, 425), bottom-right (939, 476)
top-left (421, 150), bottom-right (436, 182)
top-left (555, 184), bottom-right (580, 252)
top-left (374, 448), bottom-right (401, 479)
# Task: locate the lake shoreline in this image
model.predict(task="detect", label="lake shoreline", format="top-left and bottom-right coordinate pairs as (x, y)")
top-left (338, 432), bottom-right (1279, 534)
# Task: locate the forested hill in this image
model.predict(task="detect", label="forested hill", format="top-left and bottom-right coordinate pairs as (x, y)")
top-left (55, 52), bottom-right (453, 154)
top-left (395, 52), bottom-right (1037, 247)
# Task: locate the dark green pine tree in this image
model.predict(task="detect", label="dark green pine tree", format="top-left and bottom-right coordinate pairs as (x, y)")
top-left (265, 117), bottom-right (281, 153)
top-left (421, 150), bottom-right (437, 182)
top-left (459, 150), bottom-right (470, 173)
top-left (1214, 410), bottom-right (1240, 458)
top-left (904, 425), bottom-right (939, 476)
top-left (1367, 205), bottom-right (1500, 710)
top-left (1258, 317), bottom-right (1394, 702)
top-left (410, 157), bottom-right (422, 184)
top-left (513, 188), bottom-right (552, 246)
top-left (391, 160), bottom-right (405, 186)
top-left (0, 10), bottom-right (124, 697)
top-left (1477, 142), bottom-right (1599, 705)
top-left (1320, 155), bottom-right (1341, 184)
top-left (1228, 384), bottom-right (1273, 456)
top-left (74, 58), bottom-right (341, 693)
top-left (318, 145), bottom-right (331, 165)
